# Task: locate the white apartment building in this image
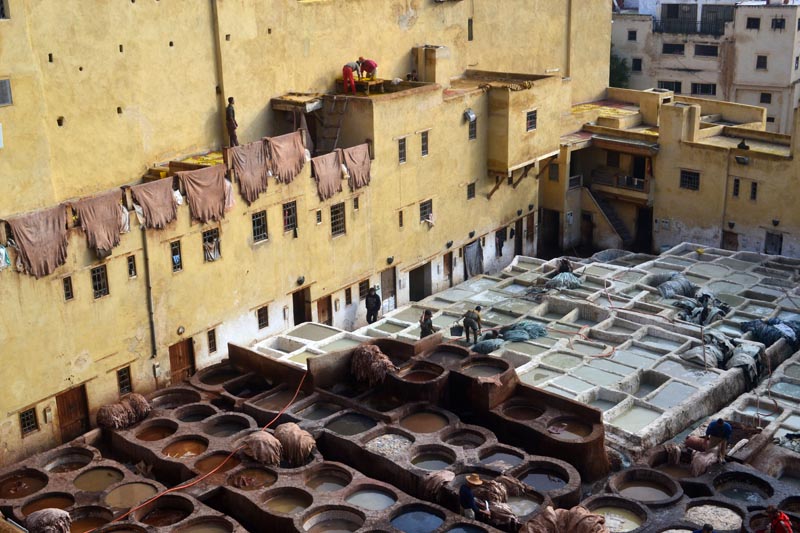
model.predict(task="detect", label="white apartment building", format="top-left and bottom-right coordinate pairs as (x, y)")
top-left (613, 0), bottom-right (800, 133)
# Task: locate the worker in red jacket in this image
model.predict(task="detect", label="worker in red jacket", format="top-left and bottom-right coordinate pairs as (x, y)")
top-left (758, 505), bottom-right (794, 533)
top-left (358, 57), bottom-right (378, 80)
top-left (342, 61), bottom-right (361, 94)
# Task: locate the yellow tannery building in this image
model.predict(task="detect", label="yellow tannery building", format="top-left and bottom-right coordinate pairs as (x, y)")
top-left (0, 0), bottom-right (610, 464)
top-left (1, 0), bottom-right (798, 466)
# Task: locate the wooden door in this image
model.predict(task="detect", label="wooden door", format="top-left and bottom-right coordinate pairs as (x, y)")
top-left (580, 212), bottom-right (594, 248)
top-left (380, 267), bottom-right (396, 312)
top-left (514, 219), bottom-right (524, 255)
top-left (526, 213), bottom-right (535, 243)
top-left (443, 252), bottom-right (453, 288)
top-left (721, 231), bottom-right (739, 251)
top-left (292, 287), bottom-right (312, 325)
top-left (317, 295), bottom-right (332, 325)
top-left (169, 339), bottom-right (195, 384)
top-left (56, 385), bottom-right (89, 443)
top-left (765, 232), bottom-right (783, 255)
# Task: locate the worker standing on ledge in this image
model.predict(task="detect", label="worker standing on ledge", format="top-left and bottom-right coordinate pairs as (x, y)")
top-left (358, 57), bottom-right (378, 80)
top-left (342, 61), bottom-right (361, 94)
top-left (704, 418), bottom-right (733, 462)
top-left (225, 97), bottom-right (239, 147)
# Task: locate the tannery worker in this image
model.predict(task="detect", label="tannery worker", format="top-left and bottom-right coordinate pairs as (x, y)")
top-left (461, 305), bottom-right (482, 344)
top-left (226, 96), bottom-right (239, 147)
top-left (419, 309), bottom-right (436, 338)
top-left (459, 474), bottom-right (490, 520)
top-left (365, 287), bottom-right (381, 324)
top-left (704, 418), bottom-right (733, 462)
top-left (758, 505), bottom-right (793, 533)
top-left (342, 61), bottom-right (361, 94)
top-left (358, 56), bottom-right (378, 80)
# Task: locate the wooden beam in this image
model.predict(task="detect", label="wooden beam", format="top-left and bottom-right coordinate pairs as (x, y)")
top-left (486, 176), bottom-right (504, 199)
top-left (514, 155), bottom-right (556, 189)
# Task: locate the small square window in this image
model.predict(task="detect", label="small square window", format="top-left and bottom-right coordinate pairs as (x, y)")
top-left (756, 55), bottom-right (768, 70)
top-left (316, 210), bottom-right (322, 225)
top-left (398, 210), bottom-right (404, 228)
top-left (257, 305), bottom-right (269, 329)
top-left (549, 163), bottom-right (559, 182)
top-left (0, 79), bottom-right (11, 107)
top-left (691, 83), bottom-right (716, 96)
top-left (746, 17), bottom-right (761, 30)
top-left (732, 178), bottom-right (740, 197)
top-left (283, 201), bottom-right (298, 232)
top-left (421, 131), bottom-right (429, 156)
top-left (127, 255), bottom-right (137, 278)
top-left (772, 17), bottom-right (786, 30)
top-left (63, 276), bottom-right (74, 301)
top-left (0, 1), bottom-right (7, 19)
top-left (398, 138), bottom-right (407, 164)
top-left (795, 56), bottom-right (798, 70)
top-left (19, 408), bottom-right (38, 436)
top-left (207, 329), bottom-right (217, 353)
top-left (252, 210), bottom-right (268, 242)
top-left (468, 118), bottom-right (477, 140)
top-left (91, 265), bottom-right (109, 299)
top-left (631, 58), bottom-right (642, 72)
top-left (525, 110), bottom-right (538, 132)
top-left (662, 43), bottom-right (685, 55)
top-left (694, 45), bottom-right (718, 57)
top-left (353, 196), bottom-right (359, 210)
top-left (117, 366), bottom-right (133, 395)
top-left (345, 287), bottom-right (353, 305)
top-left (331, 202), bottom-right (346, 236)
top-left (767, 116), bottom-right (776, 123)
top-left (467, 182), bottom-right (476, 200)
top-left (202, 228), bottom-right (220, 262)
top-left (420, 199), bottom-right (433, 222)
top-left (468, 17), bottom-right (473, 41)
top-left (358, 280), bottom-right (370, 300)
top-left (760, 92), bottom-right (772, 104)
top-left (679, 169), bottom-right (700, 191)
top-left (171, 240), bottom-right (182, 272)
top-left (627, 30), bottom-right (637, 41)
top-left (658, 80), bottom-right (682, 93)
top-left (750, 181), bottom-right (758, 200)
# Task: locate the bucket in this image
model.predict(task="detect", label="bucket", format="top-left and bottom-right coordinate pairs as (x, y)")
top-left (450, 324), bottom-right (464, 337)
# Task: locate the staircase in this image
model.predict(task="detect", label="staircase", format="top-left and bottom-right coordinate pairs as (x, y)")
top-left (315, 96), bottom-right (349, 154)
top-left (591, 192), bottom-right (634, 248)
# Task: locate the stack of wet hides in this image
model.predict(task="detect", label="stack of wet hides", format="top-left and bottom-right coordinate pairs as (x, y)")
top-left (274, 422), bottom-right (315, 467)
top-left (238, 431), bottom-right (282, 466)
top-left (96, 393), bottom-right (150, 430)
top-left (351, 345), bottom-right (397, 387)
top-left (26, 508), bottom-right (71, 533)
top-left (521, 505), bottom-right (609, 533)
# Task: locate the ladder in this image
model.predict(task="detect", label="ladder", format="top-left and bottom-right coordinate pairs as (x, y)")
top-left (316, 95), bottom-right (349, 155)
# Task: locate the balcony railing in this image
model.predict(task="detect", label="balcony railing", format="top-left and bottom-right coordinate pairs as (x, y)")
top-left (591, 168), bottom-right (649, 194)
top-left (653, 18), bottom-right (726, 37)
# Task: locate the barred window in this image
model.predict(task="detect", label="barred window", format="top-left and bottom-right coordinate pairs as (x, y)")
top-left (691, 83), bottom-right (716, 96)
top-left (468, 118), bottom-right (477, 140)
top-left (127, 255), bottom-right (137, 278)
top-left (398, 138), bottom-right (407, 164)
top-left (420, 199), bottom-right (433, 222)
top-left (662, 43), bottom-right (685, 55)
top-left (398, 210), bottom-right (404, 228)
top-left (252, 210), bottom-right (268, 242)
top-left (345, 287), bottom-right (353, 305)
top-left (207, 329), bottom-right (217, 353)
top-left (760, 92), bottom-right (772, 104)
top-left (353, 196), bottom-right (360, 210)
top-left (467, 182), bottom-right (476, 200)
top-left (732, 178), bottom-right (740, 198)
top-left (694, 45), bottom-right (718, 57)
top-left (91, 265), bottom-right (109, 299)
top-left (627, 30), bottom-right (637, 41)
top-left (750, 182), bottom-right (758, 201)
top-left (746, 17), bottom-right (760, 30)
top-left (20, 408), bottom-right (38, 436)
top-left (631, 58), bottom-right (642, 72)
top-left (117, 366), bottom-right (133, 395)
top-left (525, 110), bottom-right (538, 131)
top-left (171, 240), bottom-right (182, 272)
top-left (679, 170), bottom-right (700, 190)
top-left (756, 55), bottom-right (768, 70)
top-left (63, 276), bottom-right (74, 301)
top-left (283, 201), bottom-right (297, 232)
top-left (658, 80), bottom-right (682, 93)
top-left (772, 17), bottom-right (786, 30)
top-left (358, 280), bottom-right (370, 300)
top-left (257, 305), bottom-right (269, 329)
top-left (331, 202), bottom-right (346, 236)
top-left (0, 79), bottom-right (11, 106)
top-left (202, 228), bottom-right (221, 262)
top-left (421, 131), bottom-right (429, 156)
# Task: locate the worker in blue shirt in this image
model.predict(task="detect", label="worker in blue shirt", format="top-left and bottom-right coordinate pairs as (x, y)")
top-left (705, 418), bottom-right (733, 462)
top-left (459, 474), bottom-right (490, 520)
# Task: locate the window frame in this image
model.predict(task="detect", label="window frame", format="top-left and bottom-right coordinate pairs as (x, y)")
top-left (679, 169), bottom-right (700, 191)
top-left (398, 210), bottom-right (404, 228)
top-left (662, 43), bottom-right (685, 55)
top-left (420, 130), bottom-right (429, 157)
top-left (19, 408), bottom-right (38, 437)
top-left (358, 280), bottom-right (370, 300)
top-left (398, 137), bottom-right (407, 164)
top-left (627, 29), bottom-right (637, 41)
top-left (756, 55), bottom-right (768, 70)
top-left (202, 227), bottom-right (221, 262)
top-left (127, 255), bottom-right (137, 278)
top-left (419, 199), bottom-right (433, 223)
top-left (750, 181), bottom-right (758, 201)
top-left (732, 178), bottom-right (740, 198)
top-left (468, 118), bottom-right (477, 140)
top-left (353, 196), bottom-right (360, 211)
top-left (760, 92), bottom-right (772, 104)
top-left (694, 44), bottom-right (718, 58)
top-left (0, 79), bottom-right (11, 107)
top-left (207, 329), bottom-right (217, 353)
top-left (525, 110), bottom-right (538, 132)
top-left (657, 80), bottom-right (682, 94)
top-left (117, 366), bottom-right (133, 395)
top-left (170, 240), bottom-right (183, 272)
top-left (746, 17), bottom-right (761, 30)
top-left (63, 276), bottom-right (74, 301)
top-left (467, 182), bottom-right (476, 200)
top-left (282, 201), bottom-right (298, 232)
top-left (631, 58), bottom-right (643, 72)
top-left (257, 305), bottom-right (269, 330)
top-left (345, 287), bottom-right (353, 306)
top-left (691, 83), bottom-right (717, 96)
top-left (330, 202), bottom-right (346, 237)
top-left (91, 265), bottom-right (110, 299)
top-left (251, 210), bottom-right (268, 243)
top-left (0, 0), bottom-right (8, 19)
top-left (772, 17), bottom-right (786, 31)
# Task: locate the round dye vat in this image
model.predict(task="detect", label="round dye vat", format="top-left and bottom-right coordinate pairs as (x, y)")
top-left (204, 418), bottom-right (249, 437)
top-left (400, 412), bottom-right (448, 433)
top-left (163, 438), bottom-right (208, 459)
top-left (479, 451), bottom-right (523, 468)
top-left (592, 507), bottom-right (643, 532)
top-left (175, 405), bottom-right (217, 423)
top-left (264, 490), bottom-right (313, 515)
top-left (22, 494), bottom-right (75, 515)
top-left (140, 507), bottom-right (190, 527)
top-left (136, 424), bottom-right (176, 441)
top-left (411, 453), bottom-right (453, 470)
top-left (345, 488), bottom-right (397, 511)
top-left (70, 516), bottom-right (110, 532)
top-left (520, 470), bottom-right (568, 492)
top-left (306, 518), bottom-right (362, 533)
top-left (503, 405), bottom-right (544, 421)
top-left (150, 390), bottom-right (200, 409)
top-left (195, 454), bottom-right (240, 474)
top-left (0, 470), bottom-right (47, 499)
top-left (718, 484), bottom-right (768, 503)
top-left (104, 483), bottom-right (158, 509)
top-left (402, 370), bottom-right (440, 382)
top-left (391, 509), bottom-right (444, 533)
top-left (713, 472), bottom-right (773, 503)
top-left (200, 367), bottom-right (241, 386)
top-left (325, 413), bottom-right (377, 436)
top-left (175, 518), bottom-right (234, 532)
top-left (227, 468), bottom-right (277, 490)
top-left (462, 364), bottom-right (503, 378)
top-left (297, 402), bottom-right (340, 421)
top-left (444, 430), bottom-right (485, 449)
top-left (425, 351), bottom-right (466, 366)
top-left (447, 525), bottom-right (486, 533)
top-left (655, 464), bottom-right (691, 479)
top-left (74, 468), bottom-right (123, 492)
top-left (547, 418), bottom-right (592, 440)
top-left (507, 496), bottom-right (540, 516)
top-left (618, 481), bottom-right (672, 502)
top-left (307, 469), bottom-right (351, 492)
top-left (45, 449), bottom-right (93, 473)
